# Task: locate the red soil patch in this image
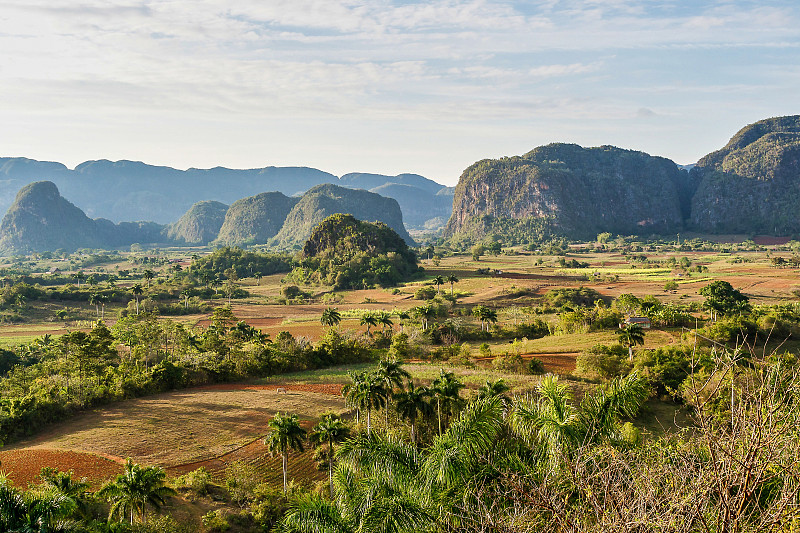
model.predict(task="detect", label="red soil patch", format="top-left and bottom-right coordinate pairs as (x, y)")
top-left (525, 353), bottom-right (578, 374)
top-left (0, 449), bottom-right (123, 488)
top-left (195, 383), bottom-right (343, 396)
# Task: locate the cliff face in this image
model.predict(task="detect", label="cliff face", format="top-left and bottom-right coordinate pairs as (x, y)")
top-left (165, 201), bottom-right (229, 244)
top-left (445, 144), bottom-right (690, 241)
top-left (271, 184), bottom-right (415, 249)
top-left (690, 116), bottom-right (800, 234)
top-left (214, 192), bottom-right (298, 246)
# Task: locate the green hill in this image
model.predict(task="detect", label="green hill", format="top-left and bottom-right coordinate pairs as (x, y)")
top-left (214, 192), bottom-right (298, 246)
top-left (444, 143), bottom-right (690, 243)
top-left (165, 200), bottom-right (229, 245)
top-left (690, 115), bottom-right (800, 234)
top-left (0, 181), bottom-right (167, 253)
top-left (271, 184), bottom-right (414, 249)
top-left (289, 214), bottom-right (419, 289)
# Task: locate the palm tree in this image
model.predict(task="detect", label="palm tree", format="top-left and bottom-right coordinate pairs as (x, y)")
top-left (72, 271), bottom-right (86, 287)
top-left (447, 274), bottom-right (459, 296)
top-left (264, 413), bottom-right (307, 493)
top-left (320, 307), bottom-right (342, 329)
top-left (617, 323), bottom-right (645, 360)
top-left (142, 269), bottom-right (155, 288)
top-left (97, 458), bottom-right (176, 524)
top-left (38, 467), bottom-right (91, 519)
top-left (396, 310), bottom-right (411, 332)
top-left (376, 311), bottom-right (394, 333)
top-left (433, 275), bottom-right (445, 295)
top-left (375, 359), bottom-right (411, 425)
top-left (481, 307), bottom-right (498, 331)
top-left (478, 378), bottom-right (510, 401)
top-left (88, 293), bottom-right (100, 317)
top-left (0, 475), bottom-right (80, 532)
top-left (342, 370), bottom-right (366, 427)
top-left (413, 305), bottom-right (436, 331)
top-left (395, 381), bottom-right (433, 446)
top-left (360, 312), bottom-right (378, 336)
top-left (309, 413), bottom-right (350, 497)
top-left (431, 370), bottom-right (464, 435)
top-left (131, 284), bottom-right (144, 315)
top-left (98, 294), bottom-right (109, 319)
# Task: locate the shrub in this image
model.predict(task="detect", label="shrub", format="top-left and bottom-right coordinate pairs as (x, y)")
top-left (174, 467), bottom-right (213, 496)
top-left (414, 286), bottom-right (437, 300)
top-left (575, 344), bottom-right (630, 380)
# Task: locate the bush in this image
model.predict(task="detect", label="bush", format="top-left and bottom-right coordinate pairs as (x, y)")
top-left (575, 344), bottom-right (629, 380)
top-left (174, 467), bottom-right (213, 496)
top-left (634, 345), bottom-right (708, 397)
top-left (414, 286), bottom-right (437, 300)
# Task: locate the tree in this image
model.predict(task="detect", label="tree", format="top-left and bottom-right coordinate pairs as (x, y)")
top-left (72, 271), bottom-right (86, 287)
top-left (447, 274), bottom-right (459, 296)
top-left (309, 413), bottom-right (350, 497)
top-left (617, 323), bottom-right (645, 360)
top-left (0, 475), bottom-right (80, 532)
top-left (395, 381), bottom-right (433, 446)
top-left (700, 280), bottom-right (750, 320)
top-left (375, 359), bottom-right (411, 425)
top-left (142, 269), bottom-right (155, 288)
top-left (433, 275), bottom-right (444, 295)
top-left (130, 284), bottom-right (144, 315)
top-left (431, 369), bottom-right (464, 435)
top-left (477, 378), bottom-right (510, 401)
top-left (264, 413), bottom-right (307, 493)
top-left (376, 311), bottom-right (394, 333)
top-left (320, 307), bottom-right (342, 329)
top-left (360, 312), bottom-right (378, 336)
top-left (97, 459), bottom-right (175, 524)
top-left (471, 244), bottom-right (485, 261)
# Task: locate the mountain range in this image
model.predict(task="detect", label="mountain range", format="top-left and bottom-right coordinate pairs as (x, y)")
top-left (2, 115), bottom-right (799, 254)
top-left (0, 160), bottom-right (452, 230)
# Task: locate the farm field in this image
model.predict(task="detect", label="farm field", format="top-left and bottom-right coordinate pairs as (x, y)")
top-left (0, 381), bottom-right (346, 488)
top-left (0, 240), bottom-right (798, 497)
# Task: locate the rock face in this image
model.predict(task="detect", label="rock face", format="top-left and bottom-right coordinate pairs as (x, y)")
top-left (445, 143), bottom-right (691, 241)
top-left (271, 184), bottom-right (415, 248)
top-left (214, 192), bottom-right (298, 246)
top-left (0, 181), bottom-right (167, 253)
top-left (689, 115), bottom-right (800, 234)
top-left (164, 200), bottom-right (229, 245)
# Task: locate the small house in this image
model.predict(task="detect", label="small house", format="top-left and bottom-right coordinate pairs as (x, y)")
top-left (624, 316), bottom-right (651, 329)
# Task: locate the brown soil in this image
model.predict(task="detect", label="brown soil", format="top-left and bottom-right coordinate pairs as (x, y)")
top-left (0, 449), bottom-right (123, 488)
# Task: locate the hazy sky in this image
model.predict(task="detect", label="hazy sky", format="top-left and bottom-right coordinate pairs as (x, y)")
top-left (1, 1), bottom-right (798, 185)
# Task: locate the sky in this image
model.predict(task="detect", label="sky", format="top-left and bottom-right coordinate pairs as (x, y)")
top-left (0, 1), bottom-right (798, 186)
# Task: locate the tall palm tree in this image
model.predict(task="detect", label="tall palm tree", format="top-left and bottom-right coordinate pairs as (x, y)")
top-left (376, 311), bottom-right (394, 333)
top-left (264, 413), bottom-right (307, 493)
top-left (396, 310), bottom-right (411, 332)
top-left (375, 359), bottom-right (411, 425)
top-left (97, 458), bottom-right (176, 524)
top-left (447, 274), bottom-right (459, 296)
top-left (142, 269), bottom-right (155, 288)
top-left (481, 307), bottom-right (498, 331)
top-left (395, 381), bottom-right (433, 446)
top-left (309, 413), bottom-right (350, 497)
top-left (130, 284), bottom-right (144, 315)
top-left (431, 370), bottom-right (464, 435)
top-left (617, 323), bottom-right (645, 360)
top-left (360, 312), bottom-right (378, 336)
top-left (433, 275), bottom-right (445, 295)
top-left (88, 293), bottom-right (100, 317)
top-left (320, 307), bottom-right (342, 329)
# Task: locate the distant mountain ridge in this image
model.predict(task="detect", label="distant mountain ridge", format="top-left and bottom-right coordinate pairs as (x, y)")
top-left (0, 159), bottom-right (450, 229)
top-left (0, 181), bottom-right (415, 253)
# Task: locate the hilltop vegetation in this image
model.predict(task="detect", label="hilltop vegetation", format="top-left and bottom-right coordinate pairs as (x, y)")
top-left (214, 192), bottom-right (298, 246)
top-left (287, 214), bottom-right (420, 289)
top-left (690, 115), bottom-right (800, 234)
top-left (164, 200), bottom-right (228, 245)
